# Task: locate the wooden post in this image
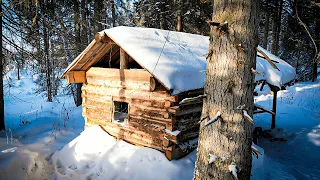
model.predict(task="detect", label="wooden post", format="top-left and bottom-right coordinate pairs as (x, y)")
top-left (120, 48), bottom-right (129, 69)
top-left (271, 86), bottom-right (279, 129)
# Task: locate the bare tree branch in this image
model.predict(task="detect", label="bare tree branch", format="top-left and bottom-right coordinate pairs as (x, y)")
top-left (295, 3), bottom-right (318, 65)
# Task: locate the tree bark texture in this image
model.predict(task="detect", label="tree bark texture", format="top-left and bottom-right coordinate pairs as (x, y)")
top-left (160, 1), bottom-right (168, 30)
top-left (94, 0), bottom-right (103, 32)
top-left (194, 1), bottom-right (259, 180)
top-left (74, 0), bottom-right (83, 106)
top-left (0, 0), bottom-right (5, 130)
top-left (271, 0), bottom-right (282, 55)
top-left (263, 0), bottom-right (270, 49)
top-left (43, 23), bottom-right (52, 102)
top-left (111, 0), bottom-right (116, 27)
top-left (176, 0), bottom-right (183, 32)
top-left (81, 0), bottom-right (89, 48)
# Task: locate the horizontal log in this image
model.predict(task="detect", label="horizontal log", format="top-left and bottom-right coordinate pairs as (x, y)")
top-left (86, 67), bottom-right (152, 82)
top-left (83, 111), bottom-right (112, 121)
top-left (85, 123), bottom-right (164, 151)
top-left (130, 106), bottom-right (170, 119)
top-left (82, 84), bottom-right (177, 102)
top-left (86, 77), bottom-right (155, 91)
top-left (130, 104), bottom-right (169, 112)
top-left (129, 114), bottom-right (172, 123)
top-left (129, 121), bottom-right (165, 135)
top-left (83, 110), bottom-right (112, 119)
top-left (65, 71), bottom-right (86, 83)
top-left (130, 99), bottom-right (172, 108)
top-left (83, 98), bottom-right (112, 107)
top-left (129, 117), bottom-right (166, 128)
top-left (83, 103), bottom-right (111, 111)
top-left (99, 123), bottom-right (163, 149)
top-left (169, 102), bottom-right (203, 115)
top-left (82, 91), bottom-right (113, 102)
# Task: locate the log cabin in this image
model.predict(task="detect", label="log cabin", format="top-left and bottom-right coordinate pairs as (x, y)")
top-left (61, 26), bottom-right (296, 160)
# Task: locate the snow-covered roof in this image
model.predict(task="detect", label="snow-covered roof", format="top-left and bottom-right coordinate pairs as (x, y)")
top-left (63, 26), bottom-right (296, 95)
top-left (256, 47), bottom-right (296, 88)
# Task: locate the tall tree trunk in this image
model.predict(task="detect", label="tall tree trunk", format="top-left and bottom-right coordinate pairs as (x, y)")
top-left (94, 0), bottom-right (103, 32)
top-left (74, 0), bottom-right (82, 106)
top-left (111, 0), bottom-right (116, 27)
top-left (275, 1), bottom-right (283, 54)
top-left (43, 24), bottom-right (52, 102)
top-left (81, 0), bottom-right (89, 48)
top-left (312, 54), bottom-right (319, 82)
top-left (73, 0), bottom-right (81, 51)
top-left (159, 1), bottom-right (168, 30)
top-left (194, 1), bottom-right (259, 179)
top-left (263, 0), bottom-right (270, 49)
top-left (271, 0), bottom-right (282, 55)
top-left (311, 20), bottom-right (320, 82)
top-left (176, 0), bottom-right (183, 32)
top-left (50, 40), bottom-right (57, 97)
top-left (17, 62), bottom-right (20, 80)
top-left (0, 0), bottom-right (5, 130)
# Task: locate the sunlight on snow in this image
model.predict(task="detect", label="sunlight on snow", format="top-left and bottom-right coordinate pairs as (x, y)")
top-left (307, 124), bottom-right (320, 146)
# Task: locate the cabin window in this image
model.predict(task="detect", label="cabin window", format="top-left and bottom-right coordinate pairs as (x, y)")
top-left (113, 101), bottom-right (129, 123)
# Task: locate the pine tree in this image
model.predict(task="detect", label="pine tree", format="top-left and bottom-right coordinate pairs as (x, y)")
top-left (194, 1), bottom-right (259, 179)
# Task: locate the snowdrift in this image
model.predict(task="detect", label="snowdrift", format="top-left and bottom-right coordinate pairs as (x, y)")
top-left (52, 125), bottom-right (264, 180)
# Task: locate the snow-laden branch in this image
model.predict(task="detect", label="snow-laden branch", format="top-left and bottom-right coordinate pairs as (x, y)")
top-left (228, 163), bottom-right (238, 180)
top-left (208, 153), bottom-right (216, 164)
top-left (251, 68), bottom-right (260, 75)
top-left (243, 110), bottom-right (255, 124)
top-left (205, 111), bottom-right (221, 126)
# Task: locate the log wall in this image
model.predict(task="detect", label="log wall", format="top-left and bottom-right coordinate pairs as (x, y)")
top-left (82, 67), bottom-right (202, 160)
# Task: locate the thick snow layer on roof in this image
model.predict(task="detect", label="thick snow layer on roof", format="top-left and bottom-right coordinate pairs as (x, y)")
top-left (104, 27), bottom-right (207, 95)
top-left (102, 27), bottom-right (295, 94)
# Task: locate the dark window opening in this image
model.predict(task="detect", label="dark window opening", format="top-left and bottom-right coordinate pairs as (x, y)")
top-left (113, 101), bottom-right (128, 123)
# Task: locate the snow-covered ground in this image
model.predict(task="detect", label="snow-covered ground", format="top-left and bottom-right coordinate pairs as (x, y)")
top-left (0, 68), bottom-right (319, 179)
